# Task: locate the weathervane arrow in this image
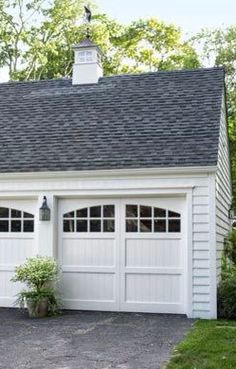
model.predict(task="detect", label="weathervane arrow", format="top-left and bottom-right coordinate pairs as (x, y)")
top-left (84, 5), bottom-right (92, 23)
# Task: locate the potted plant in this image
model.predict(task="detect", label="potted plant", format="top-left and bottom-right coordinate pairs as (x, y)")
top-left (12, 255), bottom-right (60, 318)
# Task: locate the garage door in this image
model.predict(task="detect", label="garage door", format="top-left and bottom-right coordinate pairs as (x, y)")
top-left (58, 198), bottom-right (186, 314)
top-left (0, 200), bottom-right (36, 307)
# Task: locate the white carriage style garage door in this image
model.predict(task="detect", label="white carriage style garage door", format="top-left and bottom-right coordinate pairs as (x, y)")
top-left (59, 198), bottom-right (186, 314)
top-left (0, 200), bottom-right (36, 307)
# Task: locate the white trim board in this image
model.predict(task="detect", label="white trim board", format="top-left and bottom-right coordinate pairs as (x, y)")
top-left (0, 165), bottom-right (217, 181)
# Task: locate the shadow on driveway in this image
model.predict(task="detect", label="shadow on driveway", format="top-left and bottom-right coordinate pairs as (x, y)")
top-left (0, 308), bottom-right (193, 369)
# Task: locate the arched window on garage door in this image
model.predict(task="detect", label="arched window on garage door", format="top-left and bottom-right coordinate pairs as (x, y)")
top-left (0, 207), bottom-right (34, 233)
top-left (125, 204), bottom-right (181, 233)
top-left (63, 205), bottom-right (115, 233)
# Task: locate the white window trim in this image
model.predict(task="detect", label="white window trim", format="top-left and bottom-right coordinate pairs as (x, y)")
top-left (63, 205), bottom-right (115, 233)
top-left (0, 207), bottom-right (34, 233)
top-left (125, 204), bottom-right (181, 233)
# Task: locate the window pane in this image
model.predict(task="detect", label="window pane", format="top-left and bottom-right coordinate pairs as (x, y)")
top-left (154, 208), bottom-right (166, 218)
top-left (76, 208), bottom-right (88, 218)
top-left (0, 208), bottom-right (9, 218)
top-left (63, 211), bottom-right (75, 218)
top-left (0, 220), bottom-right (8, 232)
top-left (76, 220), bottom-right (87, 232)
top-left (90, 206), bottom-right (101, 218)
top-left (140, 219), bottom-right (152, 232)
top-left (78, 52), bottom-right (85, 62)
top-left (90, 220), bottom-right (101, 232)
top-left (168, 210), bottom-right (180, 218)
top-left (126, 219), bottom-right (138, 232)
top-left (23, 220), bottom-right (34, 232)
top-left (63, 220), bottom-right (74, 232)
top-left (23, 212), bottom-right (34, 218)
top-left (140, 205), bottom-right (152, 218)
top-left (103, 205), bottom-right (115, 218)
top-left (126, 205), bottom-right (138, 218)
top-left (11, 209), bottom-right (22, 218)
top-left (103, 220), bottom-right (115, 232)
top-left (154, 219), bottom-right (166, 232)
top-left (86, 51), bottom-right (93, 61)
top-left (11, 220), bottom-right (21, 232)
top-left (168, 219), bottom-right (181, 232)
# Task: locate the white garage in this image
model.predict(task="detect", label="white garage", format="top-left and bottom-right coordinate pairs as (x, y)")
top-left (58, 197), bottom-right (186, 314)
top-left (0, 200), bottom-right (36, 307)
top-left (0, 62), bottom-right (231, 320)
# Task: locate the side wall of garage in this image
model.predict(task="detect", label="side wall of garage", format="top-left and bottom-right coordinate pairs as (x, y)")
top-left (0, 168), bottom-right (215, 318)
top-left (215, 98), bottom-right (232, 283)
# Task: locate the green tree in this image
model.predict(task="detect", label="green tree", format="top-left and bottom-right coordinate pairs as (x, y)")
top-left (193, 27), bottom-right (236, 205)
top-left (0, 0), bottom-right (90, 80)
top-left (0, 1), bottom-right (199, 80)
top-left (112, 18), bottom-right (199, 74)
top-left (0, 0), bottom-right (47, 75)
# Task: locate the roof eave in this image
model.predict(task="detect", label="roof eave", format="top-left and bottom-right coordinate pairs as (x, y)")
top-left (0, 165), bottom-right (218, 181)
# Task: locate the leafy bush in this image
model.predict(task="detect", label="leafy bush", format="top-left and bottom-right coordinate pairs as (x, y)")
top-left (224, 229), bottom-right (236, 265)
top-left (218, 271), bottom-right (236, 319)
top-left (12, 255), bottom-right (59, 291)
top-left (218, 230), bottom-right (236, 318)
top-left (12, 256), bottom-right (60, 316)
top-left (16, 288), bottom-right (60, 315)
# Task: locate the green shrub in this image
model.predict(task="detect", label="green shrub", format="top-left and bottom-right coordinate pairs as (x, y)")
top-left (12, 255), bottom-right (59, 291)
top-left (224, 229), bottom-right (236, 265)
top-left (217, 230), bottom-right (236, 318)
top-left (12, 256), bottom-right (60, 316)
top-left (218, 270), bottom-right (236, 319)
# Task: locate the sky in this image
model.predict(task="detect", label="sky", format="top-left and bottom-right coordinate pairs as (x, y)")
top-left (98, 0), bottom-right (236, 35)
top-left (0, 0), bottom-right (235, 82)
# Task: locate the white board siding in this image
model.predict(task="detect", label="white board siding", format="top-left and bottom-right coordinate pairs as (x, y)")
top-left (216, 98), bottom-right (232, 282)
top-left (192, 185), bottom-right (211, 317)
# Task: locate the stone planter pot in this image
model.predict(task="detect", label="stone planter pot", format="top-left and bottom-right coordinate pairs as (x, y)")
top-left (26, 298), bottom-right (49, 318)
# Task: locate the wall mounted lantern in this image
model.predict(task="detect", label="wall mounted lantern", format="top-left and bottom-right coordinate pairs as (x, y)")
top-left (39, 196), bottom-right (51, 221)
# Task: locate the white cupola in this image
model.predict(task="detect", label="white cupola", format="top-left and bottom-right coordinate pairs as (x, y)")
top-left (72, 38), bottom-right (103, 85)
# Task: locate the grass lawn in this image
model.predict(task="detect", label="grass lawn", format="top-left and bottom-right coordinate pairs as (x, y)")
top-left (166, 320), bottom-right (236, 369)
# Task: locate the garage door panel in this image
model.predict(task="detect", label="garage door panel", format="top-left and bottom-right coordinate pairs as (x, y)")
top-left (62, 238), bottom-right (115, 267)
top-left (125, 238), bottom-right (181, 268)
top-left (125, 274), bottom-right (181, 303)
top-left (0, 270), bottom-right (24, 306)
top-left (62, 272), bottom-right (115, 302)
top-left (59, 197), bottom-right (185, 314)
top-left (0, 237), bottom-right (35, 265)
top-left (0, 201), bottom-right (36, 307)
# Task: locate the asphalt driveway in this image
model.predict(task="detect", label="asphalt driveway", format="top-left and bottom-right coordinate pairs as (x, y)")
top-left (0, 308), bottom-right (193, 369)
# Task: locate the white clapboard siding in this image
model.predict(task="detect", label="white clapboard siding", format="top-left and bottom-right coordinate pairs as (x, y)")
top-left (215, 99), bottom-right (232, 282)
top-left (192, 184), bottom-right (211, 317)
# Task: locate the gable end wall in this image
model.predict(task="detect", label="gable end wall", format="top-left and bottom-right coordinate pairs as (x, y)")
top-left (215, 95), bottom-right (232, 283)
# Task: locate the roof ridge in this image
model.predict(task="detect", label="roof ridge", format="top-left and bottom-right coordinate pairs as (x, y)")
top-left (0, 67), bottom-right (224, 86)
top-left (0, 77), bottom-right (71, 86)
top-left (99, 66), bottom-right (224, 82)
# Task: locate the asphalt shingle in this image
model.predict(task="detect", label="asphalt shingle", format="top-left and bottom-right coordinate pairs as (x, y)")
top-left (0, 67), bottom-right (224, 173)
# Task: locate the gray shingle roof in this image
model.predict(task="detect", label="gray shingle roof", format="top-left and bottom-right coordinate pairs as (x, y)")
top-left (0, 67), bottom-right (224, 173)
top-left (74, 37), bottom-right (98, 48)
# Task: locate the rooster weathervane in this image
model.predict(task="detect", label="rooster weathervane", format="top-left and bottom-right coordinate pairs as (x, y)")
top-left (84, 5), bottom-right (92, 23)
top-left (84, 5), bottom-right (92, 38)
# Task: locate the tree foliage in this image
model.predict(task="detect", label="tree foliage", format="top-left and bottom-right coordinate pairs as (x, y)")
top-left (0, 0), bottom-right (199, 80)
top-left (193, 27), bottom-right (236, 205)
